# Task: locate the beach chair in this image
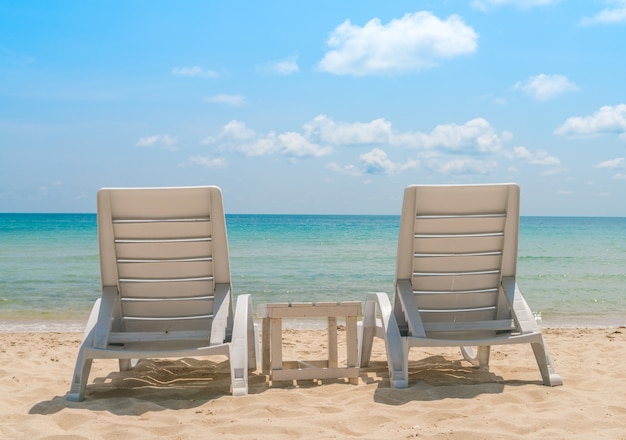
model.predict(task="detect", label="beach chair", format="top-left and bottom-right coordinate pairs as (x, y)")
top-left (67, 186), bottom-right (257, 401)
top-left (359, 183), bottom-right (562, 387)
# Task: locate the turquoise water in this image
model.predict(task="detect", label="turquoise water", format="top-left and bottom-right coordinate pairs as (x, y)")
top-left (1, 213), bottom-right (625, 330)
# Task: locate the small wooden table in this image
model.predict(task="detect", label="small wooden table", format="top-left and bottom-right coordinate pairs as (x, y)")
top-left (259, 302), bottom-right (362, 384)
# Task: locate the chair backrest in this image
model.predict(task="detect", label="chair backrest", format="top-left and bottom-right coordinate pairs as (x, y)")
top-left (395, 184), bottom-right (520, 335)
top-left (97, 186), bottom-right (231, 333)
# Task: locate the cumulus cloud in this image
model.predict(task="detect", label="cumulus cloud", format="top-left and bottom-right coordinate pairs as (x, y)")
top-left (555, 104), bottom-right (626, 139)
top-left (203, 94), bottom-right (246, 107)
top-left (303, 115), bottom-right (504, 155)
top-left (317, 11), bottom-right (478, 76)
top-left (471, 0), bottom-right (557, 11)
top-left (328, 148), bottom-right (417, 176)
top-left (171, 66), bottom-right (219, 78)
top-left (135, 134), bottom-right (178, 150)
top-left (359, 148), bottom-right (418, 174)
top-left (278, 132), bottom-right (332, 157)
top-left (428, 158), bottom-right (498, 175)
top-left (514, 146), bottom-right (560, 165)
top-left (202, 120), bottom-right (332, 158)
top-left (515, 74), bottom-right (579, 101)
top-left (199, 115), bottom-right (516, 177)
top-left (360, 149), bottom-right (396, 174)
top-left (202, 120), bottom-right (256, 145)
top-left (258, 55), bottom-right (300, 75)
top-left (580, 1), bottom-right (626, 26)
top-left (394, 118), bottom-right (504, 153)
top-left (595, 157), bottom-right (625, 169)
top-left (240, 135), bottom-right (283, 157)
top-left (304, 115), bottom-right (392, 145)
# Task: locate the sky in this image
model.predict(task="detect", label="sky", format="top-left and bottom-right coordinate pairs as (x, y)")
top-left (1, 0), bottom-right (626, 216)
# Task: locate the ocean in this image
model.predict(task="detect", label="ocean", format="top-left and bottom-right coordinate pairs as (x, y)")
top-left (1, 213), bottom-right (625, 331)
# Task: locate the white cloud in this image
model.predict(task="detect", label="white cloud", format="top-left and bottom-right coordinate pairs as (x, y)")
top-left (204, 94), bottom-right (246, 107)
top-left (555, 104), bottom-right (626, 138)
top-left (515, 74), bottom-right (579, 101)
top-left (613, 173), bottom-right (626, 180)
top-left (328, 148), bottom-right (417, 175)
top-left (171, 66), bottom-right (219, 78)
top-left (580, 1), bottom-right (626, 26)
top-left (279, 132), bottom-right (332, 157)
top-left (235, 133), bottom-right (282, 157)
top-left (360, 149), bottom-right (396, 174)
top-left (395, 118), bottom-right (503, 153)
top-left (317, 11), bottom-right (477, 76)
top-left (204, 120), bottom-right (331, 158)
top-left (326, 162), bottom-right (360, 176)
top-left (303, 115), bottom-right (504, 155)
top-left (514, 146), bottom-right (560, 165)
top-left (358, 148), bottom-right (417, 174)
top-left (258, 55), bottom-right (300, 75)
top-left (471, 0), bottom-right (557, 11)
top-left (200, 115), bottom-right (517, 177)
top-left (428, 158), bottom-right (498, 174)
top-left (595, 157), bottom-right (625, 169)
top-left (188, 156), bottom-right (227, 168)
top-left (304, 115), bottom-right (392, 145)
top-left (203, 120), bottom-right (256, 145)
top-left (135, 134), bottom-right (178, 150)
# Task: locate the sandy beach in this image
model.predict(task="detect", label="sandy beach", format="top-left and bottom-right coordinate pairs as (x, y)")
top-left (1, 326), bottom-right (625, 439)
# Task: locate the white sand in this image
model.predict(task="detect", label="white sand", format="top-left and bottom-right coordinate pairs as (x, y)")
top-left (1, 327), bottom-right (626, 439)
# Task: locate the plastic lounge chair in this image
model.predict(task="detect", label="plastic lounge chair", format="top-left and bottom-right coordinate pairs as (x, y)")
top-left (67, 186), bottom-right (258, 401)
top-left (359, 183), bottom-right (562, 387)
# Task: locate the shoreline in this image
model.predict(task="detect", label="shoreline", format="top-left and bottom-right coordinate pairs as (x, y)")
top-left (2, 315), bottom-right (626, 333)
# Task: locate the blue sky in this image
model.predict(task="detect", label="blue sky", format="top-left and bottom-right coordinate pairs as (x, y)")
top-left (1, 0), bottom-right (626, 215)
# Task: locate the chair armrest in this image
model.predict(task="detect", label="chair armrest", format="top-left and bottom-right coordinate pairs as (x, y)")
top-left (210, 283), bottom-right (233, 345)
top-left (395, 279), bottom-right (426, 338)
top-left (502, 276), bottom-right (539, 334)
top-left (93, 286), bottom-right (117, 349)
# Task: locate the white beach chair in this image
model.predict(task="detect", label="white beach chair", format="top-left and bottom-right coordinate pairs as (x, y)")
top-left (359, 183), bottom-right (562, 387)
top-left (67, 186), bottom-right (258, 401)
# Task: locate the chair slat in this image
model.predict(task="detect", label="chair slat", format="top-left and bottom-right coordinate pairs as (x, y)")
top-left (121, 297), bottom-right (214, 318)
top-left (115, 240), bottom-right (213, 260)
top-left (414, 254), bottom-right (502, 273)
top-left (119, 279), bottom-right (215, 299)
top-left (117, 260), bottom-right (213, 280)
top-left (412, 272), bottom-right (500, 292)
top-left (122, 316), bottom-right (214, 333)
top-left (415, 290), bottom-right (499, 310)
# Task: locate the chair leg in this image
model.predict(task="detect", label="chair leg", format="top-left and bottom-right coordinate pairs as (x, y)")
top-left (119, 359), bottom-right (132, 371)
top-left (230, 295), bottom-right (252, 396)
top-left (66, 354), bottom-right (93, 402)
top-left (400, 339), bottom-right (410, 388)
top-left (248, 323), bottom-right (260, 372)
top-left (358, 304), bottom-right (377, 368)
top-left (360, 293), bottom-right (408, 388)
top-left (229, 344), bottom-right (248, 396)
top-left (461, 346), bottom-right (491, 368)
top-left (531, 340), bottom-right (563, 386)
